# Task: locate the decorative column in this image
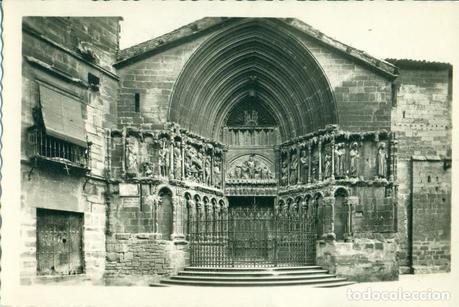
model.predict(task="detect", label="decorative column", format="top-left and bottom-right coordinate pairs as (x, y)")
top-left (390, 133), bottom-right (398, 182)
top-left (186, 198), bottom-right (195, 241)
top-left (180, 139), bottom-right (185, 180)
top-left (196, 199), bottom-right (202, 239)
top-left (307, 142), bottom-right (312, 184)
top-left (287, 147), bottom-right (291, 187)
top-left (297, 144), bottom-right (301, 185)
top-left (168, 138), bottom-right (173, 180)
top-left (322, 196), bottom-right (335, 239)
top-left (274, 146), bottom-right (281, 189)
top-left (346, 196), bottom-right (359, 240)
top-left (154, 195), bottom-right (160, 238)
top-left (222, 147), bottom-right (227, 191)
top-left (171, 195), bottom-right (180, 240)
top-left (318, 138), bottom-right (322, 182)
top-left (121, 127), bottom-right (127, 178)
top-left (331, 134), bottom-right (335, 181)
top-left (210, 147), bottom-right (214, 186)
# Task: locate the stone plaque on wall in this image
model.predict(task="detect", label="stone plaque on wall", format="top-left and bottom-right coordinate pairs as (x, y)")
top-left (119, 183), bottom-right (139, 196)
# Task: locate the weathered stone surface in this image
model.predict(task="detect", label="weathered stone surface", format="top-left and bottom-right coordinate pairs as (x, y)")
top-left (20, 17), bottom-right (452, 286)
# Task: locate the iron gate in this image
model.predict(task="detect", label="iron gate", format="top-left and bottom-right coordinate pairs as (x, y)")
top-left (189, 206), bottom-right (317, 267)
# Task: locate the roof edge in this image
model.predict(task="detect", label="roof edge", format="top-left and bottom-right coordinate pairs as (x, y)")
top-left (385, 58), bottom-right (452, 71)
top-left (116, 17), bottom-right (398, 78)
top-left (116, 17), bottom-right (233, 66)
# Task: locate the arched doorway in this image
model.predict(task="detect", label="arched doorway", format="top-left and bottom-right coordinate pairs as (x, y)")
top-left (171, 19), bottom-right (336, 267)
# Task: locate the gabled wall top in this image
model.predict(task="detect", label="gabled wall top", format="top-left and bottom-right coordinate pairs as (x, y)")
top-left (115, 17), bottom-right (398, 78)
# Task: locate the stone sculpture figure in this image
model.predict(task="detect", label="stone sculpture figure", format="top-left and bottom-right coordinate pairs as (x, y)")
top-left (299, 150), bottom-right (309, 184)
top-left (158, 146), bottom-right (169, 177)
top-left (323, 152), bottom-right (331, 179)
top-left (196, 150), bottom-right (205, 182)
top-left (245, 154), bottom-right (257, 178)
top-left (184, 147), bottom-right (192, 180)
top-left (349, 142), bottom-right (360, 177)
top-left (254, 165), bottom-right (262, 180)
top-left (125, 137), bottom-right (138, 178)
top-left (290, 151), bottom-right (298, 185)
top-left (204, 156), bottom-right (212, 186)
top-left (311, 150), bottom-right (319, 182)
top-left (173, 141), bottom-right (182, 180)
top-left (261, 166), bottom-right (273, 179)
top-left (281, 159), bottom-right (288, 186)
top-left (213, 158), bottom-right (222, 188)
top-left (377, 142), bottom-right (387, 178)
top-left (142, 161), bottom-right (154, 177)
top-left (334, 143), bottom-right (345, 177)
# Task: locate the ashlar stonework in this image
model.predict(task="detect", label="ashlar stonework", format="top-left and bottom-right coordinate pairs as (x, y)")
top-left (20, 17), bottom-right (452, 286)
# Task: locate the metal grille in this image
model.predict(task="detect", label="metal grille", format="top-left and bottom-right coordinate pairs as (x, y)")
top-left (189, 206), bottom-right (317, 267)
top-left (29, 127), bottom-right (89, 168)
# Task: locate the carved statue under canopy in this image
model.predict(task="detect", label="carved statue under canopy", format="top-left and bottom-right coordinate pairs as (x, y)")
top-left (213, 157), bottom-right (222, 188)
top-left (349, 142), bottom-right (360, 177)
top-left (158, 141), bottom-right (169, 178)
top-left (377, 142), bottom-right (387, 178)
top-left (289, 151), bottom-right (298, 185)
top-left (323, 152), bottom-right (332, 179)
top-left (281, 159), bottom-right (288, 186)
top-left (299, 150), bottom-right (309, 184)
top-left (125, 137), bottom-right (138, 178)
top-left (173, 141), bottom-right (182, 180)
top-left (334, 143), bottom-right (346, 177)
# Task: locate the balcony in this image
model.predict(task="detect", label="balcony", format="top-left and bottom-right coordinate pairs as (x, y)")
top-left (28, 127), bottom-right (90, 173)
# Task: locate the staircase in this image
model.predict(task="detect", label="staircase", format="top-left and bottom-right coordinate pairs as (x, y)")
top-left (159, 266), bottom-right (354, 287)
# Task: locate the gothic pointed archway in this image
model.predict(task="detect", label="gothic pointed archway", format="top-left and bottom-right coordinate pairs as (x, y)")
top-left (169, 18), bottom-right (338, 142)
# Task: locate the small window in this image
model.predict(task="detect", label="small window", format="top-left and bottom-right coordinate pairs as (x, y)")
top-left (31, 84), bottom-right (89, 168)
top-left (87, 73), bottom-right (100, 91)
top-left (134, 93), bottom-right (140, 113)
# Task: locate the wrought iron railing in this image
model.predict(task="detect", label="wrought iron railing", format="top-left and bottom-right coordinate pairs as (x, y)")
top-left (28, 127), bottom-right (90, 169)
top-left (189, 207), bottom-right (317, 267)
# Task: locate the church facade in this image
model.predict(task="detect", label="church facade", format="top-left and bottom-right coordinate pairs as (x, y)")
top-left (20, 17), bottom-right (452, 285)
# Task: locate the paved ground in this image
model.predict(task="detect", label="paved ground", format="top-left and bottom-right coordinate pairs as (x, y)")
top-left (3, 273), bottom-right (459, 307)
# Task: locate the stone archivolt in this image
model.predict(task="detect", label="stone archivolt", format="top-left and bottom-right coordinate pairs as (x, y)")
top-left (169, 19), bottom-right (338, 142)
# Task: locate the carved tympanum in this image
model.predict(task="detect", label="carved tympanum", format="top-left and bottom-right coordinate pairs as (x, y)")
top-left (227, 154), bottom-right (274, 180)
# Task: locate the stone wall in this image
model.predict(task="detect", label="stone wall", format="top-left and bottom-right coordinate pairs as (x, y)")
top-left (390, 63), bottom-right (452, 273)
top-left (295, 32), bottom-right (393, 132)
top-left (411, 159), bottom-right (451, 273)
top-left (20, 166), bottom-right (108, 284)
top-left (105, 233), bottom-right (188, 286)
top-left (317, 238), bottom-right (398, 282)
top-left (21, 17), bottom-right (120, 284)
top-left (116, 35), bottom-right (209, 128)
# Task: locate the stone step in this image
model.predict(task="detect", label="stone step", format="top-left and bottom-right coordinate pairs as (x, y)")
top-left (179, 269), bottom-right (329, 277)
top-left (184, 266), bottom-right (322, 272)
top-left (314, 281), bottom-right (356, 288)
top-left (161, 266), bottom-right (353, 288)
top-left (171, 273), bottom-right (335, 282)
top-left (160, 277), bottom-right (349, 287)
